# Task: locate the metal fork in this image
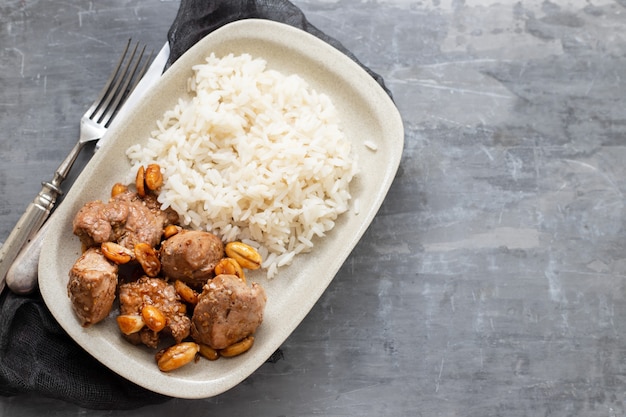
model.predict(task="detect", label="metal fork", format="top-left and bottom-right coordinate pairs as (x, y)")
top-left (0, 39), bottom-right (152, 293)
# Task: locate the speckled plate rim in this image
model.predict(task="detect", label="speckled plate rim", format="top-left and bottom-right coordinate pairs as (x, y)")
top-left (39, 19), bottom-right (404, 399)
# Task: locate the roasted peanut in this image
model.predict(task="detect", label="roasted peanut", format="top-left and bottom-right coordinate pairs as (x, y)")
top-left (145, 163), bottom-right (163, 191)
top-left (134, 242), bottom-right (161, 277)
top-left (163, 224), bottom-right (182, 239)
top-left (224, 242), bottom-right (262, 270)
top-left (220, 336), bottom-right (255, 358)
top-left (135, 165), bottom-right (146, 197)
top-left (101, 241), bottom-right (134, 264)
top-left (116, 314), bottom-right (145, 335)
top-left (174, 280), bottom-right (199, 305)
top-left (214, 257), bottom-right (246, 282)
top-left (156, 342), bottom-right (199, 372)
top-left (111, 182), bottom-right (128, 198)
top-left (198, 344), bottom-right (220, 361)
top-left (141, 305), bottom-right (167, 332)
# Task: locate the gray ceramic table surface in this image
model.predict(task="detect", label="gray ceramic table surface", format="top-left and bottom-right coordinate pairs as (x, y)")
top-left (1, 0), bottom-right (626, 415)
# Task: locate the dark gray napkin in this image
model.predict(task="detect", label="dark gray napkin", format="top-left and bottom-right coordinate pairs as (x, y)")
top-left (166, 0), bottom-right (389, 94)
top-left (0, 0), bottom-right (388, 410)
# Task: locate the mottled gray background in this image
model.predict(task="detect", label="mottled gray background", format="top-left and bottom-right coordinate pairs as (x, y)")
top-left (2, 0), bottom-right (626, 415)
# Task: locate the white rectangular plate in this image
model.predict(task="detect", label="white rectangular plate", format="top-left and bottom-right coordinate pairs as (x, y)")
top-left (39, 19), bottom-right (404, 399)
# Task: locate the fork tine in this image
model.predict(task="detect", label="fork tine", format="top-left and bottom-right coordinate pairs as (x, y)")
top-left (92, 41), bottom-right (143, 125)
top-left (100, 45), bottom-right (153, 127)
top-left (92, 41), bottom-right (140, 123)
top-left (87, 39), bottom-right (152, 128)
top-left (86, 39), bottom-right (133, 119)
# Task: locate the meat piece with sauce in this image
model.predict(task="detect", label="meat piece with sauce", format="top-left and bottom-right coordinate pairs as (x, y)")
top-left (191, 274), bottom-right (266, 350)
top-left (72, 190), bottom-right (178, 250)
top-left (160, 230), bottom-right (224, 287)
top-left (67, 247), bottom-right (118, 326)
top-left (118, 276), bottom-right (191, 348)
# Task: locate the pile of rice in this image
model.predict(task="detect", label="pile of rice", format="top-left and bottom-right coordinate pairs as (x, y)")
top-left (126, 53), bottom-right (358, 278)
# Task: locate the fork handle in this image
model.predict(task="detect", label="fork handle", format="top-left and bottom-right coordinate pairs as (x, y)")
top-left (5, 219), bottom-right (50, 294)
top-left (0, 182), bottom-right (60, 292)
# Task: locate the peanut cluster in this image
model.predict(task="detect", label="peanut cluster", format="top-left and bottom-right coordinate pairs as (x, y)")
top-left (75, 164), bottom-right (265, 372)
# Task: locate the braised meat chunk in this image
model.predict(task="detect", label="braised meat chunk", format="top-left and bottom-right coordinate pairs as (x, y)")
top-left (72, 200), bottom-right (127, 245)
top-left (67, 165), bottom-right (268, 369)
top-left (118, 276), bottom-right (191, 349)
top-left (73, 190), bottom-right (178, 250)
top-left (160, 230), bottom-right (224, 287)
top-left (67, 247), bottom-right (118, 327)
top-left (191, 274), bottom-right (266, 350)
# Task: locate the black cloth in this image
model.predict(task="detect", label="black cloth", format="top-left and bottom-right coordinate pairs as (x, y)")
top-left (166, 0), bottom-right (390, 95)
top-left (0, 0), bottom-right (388, 410)
top-left (0, 290), bottom-right (169, 409)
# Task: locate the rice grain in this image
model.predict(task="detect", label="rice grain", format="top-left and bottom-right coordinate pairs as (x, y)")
top-left (126, 53), bottom-right (357, 278)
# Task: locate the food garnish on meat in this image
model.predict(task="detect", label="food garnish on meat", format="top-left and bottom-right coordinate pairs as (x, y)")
top-left (118, 276), bottom-right (191, 349)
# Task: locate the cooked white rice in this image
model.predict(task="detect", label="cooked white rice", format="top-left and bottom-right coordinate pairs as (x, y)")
top-left (126, 53), bottom-right (358, 279)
